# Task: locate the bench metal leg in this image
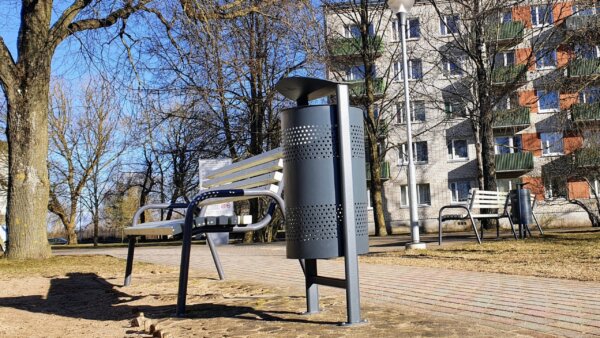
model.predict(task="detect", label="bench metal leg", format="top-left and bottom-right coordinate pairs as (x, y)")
top-left (304, 259), bottom-right (320, 314)
top-left (176, 209), bottom-right (195, 317)
top-left (206, 233), bottom-right (225, 280)
top-left (438, 216), bottom-right (443, 245)
top-left (469, 214), bottom-right (482, 244)
top-left (124, 236), bottom-right (136, 286)
top-left (532, 213), bottom-right (544, 235)
top-left (507, 216), bottom-right (518, 240)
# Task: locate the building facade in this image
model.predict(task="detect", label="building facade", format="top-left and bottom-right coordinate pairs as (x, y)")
top-left (325, 1), bottom-right (600, 232)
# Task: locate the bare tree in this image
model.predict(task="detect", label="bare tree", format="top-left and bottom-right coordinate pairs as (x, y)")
top-left (47, 79), bottom-right (120, 244)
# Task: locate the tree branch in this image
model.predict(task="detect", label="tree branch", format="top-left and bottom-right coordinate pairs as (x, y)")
top-left (0, 37), bottom-right (17, 92)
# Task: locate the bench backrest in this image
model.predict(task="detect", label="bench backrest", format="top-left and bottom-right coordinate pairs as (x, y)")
top-left (468, 189), bottom-right (509, 211)
top-left (200, 148), bottom-right (284, 203)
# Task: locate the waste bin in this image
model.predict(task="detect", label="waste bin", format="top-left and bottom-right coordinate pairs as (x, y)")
top-left (282, 104), bottom-right (369, 259)
top-left (510, 188), bottom-right (534, 225)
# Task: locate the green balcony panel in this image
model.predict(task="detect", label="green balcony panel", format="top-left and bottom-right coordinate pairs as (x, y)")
top-left (488, 21), bottom-right (524, 41)
top-left (348, 78), bottom-right (385, 96)
top-left (366, 161), bottom-right (390, 181)
top-left (575, 147), bottom-right (600, 167)
top-left (568, 59), bottom-right (600, 77)
top-left (493, 107), bottom-right (530, 128)
top-left (495, 152), bottom-right (534, 172)
top-left (491, 64), bottom-right (526, 84)
top-left (565, 15), bottom-right (600, 31)
top-left (571, 102), bottom-right (600, 122)
top-left (329, 36), bottom-right (383, 57)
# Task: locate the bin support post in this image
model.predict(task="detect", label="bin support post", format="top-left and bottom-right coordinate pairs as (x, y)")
top-left (336, 84), bottom-right (363, 325)
top-left (304, 259), bottom-right (320, 314)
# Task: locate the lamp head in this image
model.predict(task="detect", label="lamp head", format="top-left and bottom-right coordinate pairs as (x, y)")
top-left (387, 0), bottom-right (415, 14)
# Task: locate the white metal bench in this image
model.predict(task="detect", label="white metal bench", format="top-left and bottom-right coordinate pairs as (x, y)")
top-left (123, 148), bottom-right (285, 294)
top-left (438, 189), bottom-right (517, 244)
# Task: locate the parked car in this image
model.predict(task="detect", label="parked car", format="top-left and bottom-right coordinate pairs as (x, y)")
top-left (48, 237), bottom-right (68, 245)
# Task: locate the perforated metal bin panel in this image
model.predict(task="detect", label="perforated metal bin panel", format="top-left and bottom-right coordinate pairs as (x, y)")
top-left (282, 105), bottom-right (369, 259)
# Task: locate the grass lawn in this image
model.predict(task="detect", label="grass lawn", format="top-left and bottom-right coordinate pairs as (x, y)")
top-left (362, 230), bottom-right (600, 282)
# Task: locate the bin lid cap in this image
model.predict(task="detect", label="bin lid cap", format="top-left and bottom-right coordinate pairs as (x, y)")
top-left (275, 77), bottom-right (340, 104)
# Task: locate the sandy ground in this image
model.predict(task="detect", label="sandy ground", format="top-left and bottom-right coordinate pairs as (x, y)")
top-left (0, 256), bottom-right (538, 338)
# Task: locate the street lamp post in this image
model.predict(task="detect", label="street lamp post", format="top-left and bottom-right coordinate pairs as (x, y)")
top-left (388, 0), bottom-right (426, 249)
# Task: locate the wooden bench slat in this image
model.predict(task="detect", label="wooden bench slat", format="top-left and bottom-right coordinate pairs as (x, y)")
top-left (203, 159), bottom-right (283, 188)
top-left (206, 148), bottom-right (283, 179)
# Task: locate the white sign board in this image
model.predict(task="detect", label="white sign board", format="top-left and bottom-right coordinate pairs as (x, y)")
top-left (199, 159), bottom-right (234, 217)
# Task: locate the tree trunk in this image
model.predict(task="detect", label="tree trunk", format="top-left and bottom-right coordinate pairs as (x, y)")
top-left (93, 212), bottom-right (99, 247)
top-left (6, 79), bottom-right (52, 259)
top-left (368, 138), bottom-right (387, 236)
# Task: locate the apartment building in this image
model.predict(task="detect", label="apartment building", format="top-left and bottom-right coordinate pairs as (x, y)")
top-left (325, 1), bottom-right (600, 232)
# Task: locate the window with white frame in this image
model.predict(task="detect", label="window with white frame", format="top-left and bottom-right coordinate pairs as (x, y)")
top-left (444, 100), bottom-right (466, 118)
top-left (541, 132), bottom-right (564, 156)
top-left (537, 89), bottom-right (559, 112)
top-left (397, 101), bottom-right (426, 123)
top-left (580, 87), bottom-right (600, 104)
top-left (495, 135), bottom-right (522, 154)
top-left (575, 44), bottom-right (600, 60)
top-left (536, 49), bottom-right (557, 69)
top-left (493, 94), bottom-right (519, 111)
top-left (394, 59), bottom-right (423, 80)
top-left (531, 5), bottom-right (553, 27)
top-left (392, 18), bottom-right (420, 41)
top-left (449, 181), bottom-right (471, 203)
top-left (447, 139), bottom-right (468, 160)
top-left (573, 3), bottom-right (600, 16)
top-left (495, 51), bottom-right (516, 67)
top-left (344, 23), bottom-right (374, 38)
top-left (399, 141), bottom-right (428, 164)
top-left (583, 130), bottom-right (600, 147)
top-left (345, 65), bottom-right (375, 81)
top-left (589, 176), bottom-right (600, 197)
top-left (401, 184), bottom-right (431, 206)
top-left (440, 15), bottom-right (459, 35)
top-left (497, 178), bottom-right (521, 193)
top-left (500, 10), bottom-right (513, 23)
top-left (442, 56), bottom-right (464, 76)
top-left (544, 176), bottom-right (567, 199)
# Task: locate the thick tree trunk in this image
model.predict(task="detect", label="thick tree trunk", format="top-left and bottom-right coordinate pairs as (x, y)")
top-left (6, 90), bottom-right (52, 258)
top-left (368, 137), bottom-right (387, 236)
top-left (92, 212), bottom-right (99, 247)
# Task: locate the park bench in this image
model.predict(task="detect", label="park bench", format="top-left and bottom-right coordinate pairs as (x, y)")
top-left (438, 189), bottom-right (518, 245)
top-left (123, 148), bottom-right (285, 293)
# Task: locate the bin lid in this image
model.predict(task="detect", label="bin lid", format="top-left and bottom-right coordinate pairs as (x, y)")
top-left (275, 77), bottom-right (340, 105)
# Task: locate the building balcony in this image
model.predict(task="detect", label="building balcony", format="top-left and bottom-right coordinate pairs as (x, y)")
top-left (492, 107), bottom-right (530, 129)
top-left (575, 147), bottom-right (600, 167)
top-left (366, 161), bottom-right (390, 181)
top-left (348, 78), bottom-right (385, 97)
top-left (571, 102), bottom-right (600, 122)
top-left (491, 64), bottom-right (527, 84)
top-left (488, 21), bottom-right (524, 45)
top-left (565, 15), bottom-right (600, 32)
top-left (495, 152), bottom-right (534, 173)
top-left (329, 36), bottom-right (383, 58)
top-left (567, 58), bottom-right (600, 78)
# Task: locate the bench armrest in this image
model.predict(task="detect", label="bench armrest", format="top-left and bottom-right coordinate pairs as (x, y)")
top-left (132, 203), bottom-right (189, 227)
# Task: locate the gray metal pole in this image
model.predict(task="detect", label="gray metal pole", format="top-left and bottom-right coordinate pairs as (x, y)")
top-left (399, 12), bottom-right (426, 250)
top-left (336, 84), bottom-right (363, 325)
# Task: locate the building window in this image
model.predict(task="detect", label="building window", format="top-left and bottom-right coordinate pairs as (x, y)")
top-left (497, 178), bottom-right (521, 193)
top-left (531, 5), bottom-right (553, 27)
top-left (541, 132), bottom-right (563, 156)
top-left (449, 181), bottom-right (471, 203)
top-left (346, 65), bottom-right (375, 81)
top-left (495, 135), bottom-right (522, 154)
top-left (440, 15), bottom-right (459, 35)
top-left (589, 177), bottom-right (600, 197)
top-left (399, 141), bottom-right (428, 164)
top-left (583, 130), bottom-right (600, 147)
top-left (401, 184), bottom-right (431, 206)
top-left (495, 51), bottom-right (515, 67)
top-left (445, 101), bottom-right (466, 118)
top-left (544, 176), bottom-right (567, 199)
top-left (345, 23), bottom-right (374, 38)
top-left (366, 188), bottom-right (373, 209)
top-left (537, 89), bottom-right (559, 112)
top-left (580, 87), bottom-right (600, 104)
top-left (575, 44), bottom-right (600, 60)
top-left (447, 139), bottom-right (468, 160)
top-left (500, 10), bottom-right (513, 23)
top-left (394, 59), bottom-right (423, 80)
top-left (397, 101), bottom-right (426, 123)
top-left (536, 49), bottom-right (557, 69)
top-left (393, 18), bottom-right (420, 41)
top-left (493, 94), bottom-right (519, 111)
top-left (573, 4), bottom-right (600, 16)
top-left (442, 57), bottom-right (464, 76)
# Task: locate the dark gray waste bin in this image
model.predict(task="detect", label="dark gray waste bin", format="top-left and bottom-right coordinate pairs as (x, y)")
top-left (282, 104), bottom-right (369, 259)
top-left (510, 189), bottom-right (534, 225)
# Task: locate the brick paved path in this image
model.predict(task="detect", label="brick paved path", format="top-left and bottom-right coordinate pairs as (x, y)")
top-left (61, 241), bottom-right (600, 337)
